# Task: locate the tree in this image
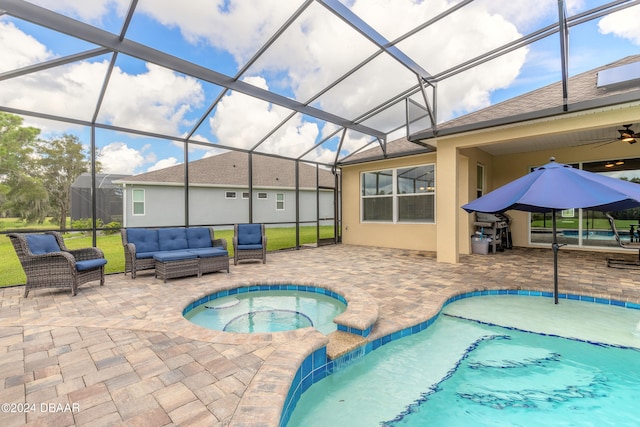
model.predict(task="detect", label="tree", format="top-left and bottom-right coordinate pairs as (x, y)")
top-left (39, 134), bottom-right (92, 230)
top-left (0, 112), bottom-right (40, 176)
top-left (0, 112), bottom-right (43, 221)
top-left (3, 175), bottom-right (49, 223)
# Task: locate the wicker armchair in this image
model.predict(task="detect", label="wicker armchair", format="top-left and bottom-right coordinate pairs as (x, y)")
top-left (8, 232), bottom-right (107, 297)
top-left (233, 223), bottom-right (267, 265)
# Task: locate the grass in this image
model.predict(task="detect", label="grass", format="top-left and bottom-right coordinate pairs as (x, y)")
top-left (0, 225), bottom-right (337, 287)
top-left (531, 218), bottom-right (639, 229)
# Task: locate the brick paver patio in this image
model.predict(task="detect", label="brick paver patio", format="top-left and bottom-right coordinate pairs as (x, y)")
top-left (1, 244), bottom-right (639, 426)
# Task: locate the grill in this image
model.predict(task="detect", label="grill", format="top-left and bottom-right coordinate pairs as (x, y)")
top-left (473, 212), bottom-right (512, 253)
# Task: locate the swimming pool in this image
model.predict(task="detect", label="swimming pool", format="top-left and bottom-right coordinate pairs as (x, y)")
top-left (183, 287), bottom-right (347, 335)
top-left (287, 295), bottom-right (640, 426)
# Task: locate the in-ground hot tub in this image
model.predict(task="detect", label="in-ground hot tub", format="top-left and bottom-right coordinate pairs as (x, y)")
top-left (183, 284), bottom-right (347, 334)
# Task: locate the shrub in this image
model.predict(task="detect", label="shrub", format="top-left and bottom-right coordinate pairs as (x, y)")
top-left (102, 221), bottom-right (121, 235)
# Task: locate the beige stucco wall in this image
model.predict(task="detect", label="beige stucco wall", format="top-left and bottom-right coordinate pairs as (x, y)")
top-left (449, 103), bottom-right (640, 257)
top-left (340, 102), bottom-right (640, 262)
top-left (341, 152), bottom-right (438, 251)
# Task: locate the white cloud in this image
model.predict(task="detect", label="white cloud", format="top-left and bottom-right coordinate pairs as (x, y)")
top-left (209, 76), bottom-right (293, 149)
top-left (26, 0), bottom-right (130, 24)
top-left (598, 5), bottom-right (640, 45)
top-left (147, 157), bottom-right (179, 172)
top-left (137, 0), bottom-right (301, 67)
top-left (99, 63), bottom-right (205, 135)
top-left (97, 142), bottom-right (146, 174)
top-left (0, 21), bottom-right (52, 73)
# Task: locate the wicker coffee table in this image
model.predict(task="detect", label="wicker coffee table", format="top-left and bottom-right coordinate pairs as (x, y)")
top-left (153, 251), bottom-right (199, 282)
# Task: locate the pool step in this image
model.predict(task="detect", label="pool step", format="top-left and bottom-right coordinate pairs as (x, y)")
top-left (326, 330), bottom-right (368, 359)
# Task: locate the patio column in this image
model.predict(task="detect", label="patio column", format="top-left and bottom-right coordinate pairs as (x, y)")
top-left (436, 144), bottom-right (460, 263)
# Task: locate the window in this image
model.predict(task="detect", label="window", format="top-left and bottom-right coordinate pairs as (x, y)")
top-left (257, 192), bottom-right (268, 199)
top-left (276, 193), bottom-right (285, 210)
top-left (361, 165), bottom-right (435, 223)
top-left (477, 164), bottom-right (485, 198)
top-left (132, 188), bottom-right (145, 215)
top-left (529, 158), bottom-right (640, 249)
top-left (362, 169), bottom-right (393, 221)
top-left (242, 192), bottom-right (249, 199)
top-left (225, 191), bottom-right (237, 199)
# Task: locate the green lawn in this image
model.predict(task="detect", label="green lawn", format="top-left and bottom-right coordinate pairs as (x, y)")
top-left (531, 217), bottom-right (638, 229)
top-left (0, 225), bottom-right (337, 287)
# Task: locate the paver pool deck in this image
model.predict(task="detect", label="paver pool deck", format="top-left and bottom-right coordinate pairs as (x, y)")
top-left (1, 244), bottom-right (639, 426)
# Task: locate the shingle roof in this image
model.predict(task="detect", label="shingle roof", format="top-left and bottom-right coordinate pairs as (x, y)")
top-left (436, 54), bottom-right (640, 130)
top-left (340, 55), bottom-right (640, 165)
top-left (338, 137), bottom-right (433, 165)
top-left (117, 151), bottom-right (335, 189)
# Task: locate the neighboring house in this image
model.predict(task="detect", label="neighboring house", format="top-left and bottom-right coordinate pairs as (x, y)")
top-left (338, 55), bottom-right (640, 263)
top-left (71, 173), bottom-right (129, 224)
top-left (115, 151), bottom-right (337, 228)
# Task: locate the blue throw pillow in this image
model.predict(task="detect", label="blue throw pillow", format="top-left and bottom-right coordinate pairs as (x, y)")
top-left (238, 224), bottom-right (262, 245)
top-left (127, 228), bottom-right (160, 253)
top-left (187, 227), bottom-right (212, 249)
top-left (158, 228), bottom-right (189, 251)
top-left (26, 234), bottom-right (60, 255)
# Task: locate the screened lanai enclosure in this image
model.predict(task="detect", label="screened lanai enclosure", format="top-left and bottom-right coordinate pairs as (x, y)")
top-left (1, 0), bottom-right (640, 260)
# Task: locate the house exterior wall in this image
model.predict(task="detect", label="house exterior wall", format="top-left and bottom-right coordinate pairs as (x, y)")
top-left (123, 185), bottom-right (186, 227)
top-left (122, 185), bottom-right (334, 227)
top-left (340, 152), bottom-right (438, 251)
top-left (341, 103), bottom-right (640, 262)
top-left (440, 103), bottom-right (640, 262)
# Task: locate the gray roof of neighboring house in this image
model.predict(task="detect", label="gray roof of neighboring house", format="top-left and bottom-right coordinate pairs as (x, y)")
top-left (72, 173), bottom-right (130, 189)
top-left (339, 55), bottom-right (640, 165)
top-left (117, 151), bottom-right (335, 189)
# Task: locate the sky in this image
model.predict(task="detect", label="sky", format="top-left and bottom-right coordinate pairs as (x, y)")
top-left (1, 0), bottom-right (640, 175)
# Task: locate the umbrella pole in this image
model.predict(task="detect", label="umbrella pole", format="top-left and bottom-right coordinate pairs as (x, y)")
top-left (552, 209), bottom-right (559, 304)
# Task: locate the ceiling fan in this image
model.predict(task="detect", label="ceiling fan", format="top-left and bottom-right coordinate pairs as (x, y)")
top-left (575, 123), bottom-right (640, 148)
top-left (617, 124), bottom-right (639, 144)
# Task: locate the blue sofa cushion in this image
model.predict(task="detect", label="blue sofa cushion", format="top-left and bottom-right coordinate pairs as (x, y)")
top-left (238, 224), bottom-right (262, 245)
top-left (153, 251), bottom-right (197, 262)
top-left (187, 227), bottom-right (212, 249)
top-left (187, 248), bottom-right (228, 258)
top-left (26, 234), bottom-right (61, 254)
top-left (158, 228), bottom-right (188, 251)
top-left (76, 258), bottom-right (107, 271)
top-left (237, 244), bottom-right (263, 251)
top-left (127, 229), bottom-right (160, 253)
top-left (135, 251), bottom-right (157, 259)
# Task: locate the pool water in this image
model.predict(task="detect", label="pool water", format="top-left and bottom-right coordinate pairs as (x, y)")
top-left (184, 290), bottom-right (346, 334)
top-left (287, 296), bottom-right (640, 426)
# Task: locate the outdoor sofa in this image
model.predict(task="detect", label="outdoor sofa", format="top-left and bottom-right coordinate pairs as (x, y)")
top-left (9, 231), bottom-right (107, 297)
top-left (121, 227), bottom-right (229, 281)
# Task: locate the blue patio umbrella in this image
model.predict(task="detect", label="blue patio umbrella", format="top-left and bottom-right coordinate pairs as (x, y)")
top-left (462, 157), bottom-right (640, 303)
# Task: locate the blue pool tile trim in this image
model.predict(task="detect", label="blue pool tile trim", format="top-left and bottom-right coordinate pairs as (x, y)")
top-left (279, 289), bottom-right (640, 427)
top-left (182, 284), bottom-right (348, 317)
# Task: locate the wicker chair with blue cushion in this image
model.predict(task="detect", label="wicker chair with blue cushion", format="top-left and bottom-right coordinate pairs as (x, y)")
top-left (233, 223), bottom-right (267, 265)
top-left (8, 231), bottom-right (107, 297)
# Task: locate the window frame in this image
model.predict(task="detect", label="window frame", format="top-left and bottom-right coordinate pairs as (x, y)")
top-left (225, 191), bottom-right (237, 199)
top-left (132, 188), bottom-right (145, 216)
top-left (276, 193), bottom-right (285, 210)
top-left (361, 164), bottom-right (435, 224)
top-left (477, 163), bottom-right (485, 198)
top-left (257, 192), bottom-right (268, 200)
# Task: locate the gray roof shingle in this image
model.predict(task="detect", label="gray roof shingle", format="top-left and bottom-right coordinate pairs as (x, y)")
top-left (118, 151), bottom-right (335, 189)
